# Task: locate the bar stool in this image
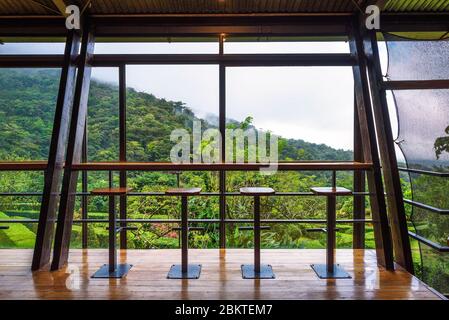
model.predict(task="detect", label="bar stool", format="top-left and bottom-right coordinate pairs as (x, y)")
top-left (91, 187), bottom-right (136, 278)
top-left (310, 186), bottom-right (352, 279)
top-left (166, 187), bottom-right (202, 279)
top-left (239, 187), bottom-right (276, 279)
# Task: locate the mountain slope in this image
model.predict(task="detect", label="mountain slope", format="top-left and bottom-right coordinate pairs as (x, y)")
top-left (0, 69), bottom-right (352, 161)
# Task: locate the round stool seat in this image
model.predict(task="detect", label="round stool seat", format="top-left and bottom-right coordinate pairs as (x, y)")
top-left (310, 187), bottom-right (352, 196)
top-left (165, 187), bottom-right (202, 196)
top-left (240, 187), bottom-right (275, 196)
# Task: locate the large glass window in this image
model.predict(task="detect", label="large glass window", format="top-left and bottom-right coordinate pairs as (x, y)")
top-left (224, 37), bottom-right (350, 54)
top-left (0, 40), bottom-right (66, 55)
top-left (224, 66), bottom-right (355, 248)
top-left (124, 65), bottom-right (220, 248)
top-left (87, 68), bottom-right (120, 161)
top-left (95, 38), bottom-right (219, 54)
top-left (0, 67), bottom-right (61, 248)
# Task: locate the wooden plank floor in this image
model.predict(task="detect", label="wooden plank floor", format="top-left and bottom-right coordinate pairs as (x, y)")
top-left (0, 249), bottom-right (442, 300)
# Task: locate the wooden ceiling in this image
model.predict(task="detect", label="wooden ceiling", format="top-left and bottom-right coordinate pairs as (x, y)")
top-left (1, 0), bottom-right (449, 16)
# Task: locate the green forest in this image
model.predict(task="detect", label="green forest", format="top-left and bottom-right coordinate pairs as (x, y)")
top-left (0, 69), bottom-right (447, 294)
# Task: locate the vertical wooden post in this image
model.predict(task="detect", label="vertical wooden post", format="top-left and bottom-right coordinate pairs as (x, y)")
top-left (364, 31), bottom-right (414, 273)
top-left (349, 19), bottom-right (394, 270)
top-left (51, 20), bottom-right (95, 271)
top-left (32, 31), bottom-right (80, 271)
top-left (353, 94), bottom-right (366, 249)
top-left (119, 64), bottom-right (127, 249)
top-left (81, 124), bottom-right (88, 249)
top-left (219, 34), bottom-right (226, 248)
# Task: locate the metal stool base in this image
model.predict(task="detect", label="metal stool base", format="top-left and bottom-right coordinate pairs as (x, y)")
top-left (311, 264), bottom-right (351, 279)
top-left (241, 264), bottom-right (275, 279)
top-left (167, 264), bottom-right (202, 279)
top-left (91, 263), bottom-right (133, 278)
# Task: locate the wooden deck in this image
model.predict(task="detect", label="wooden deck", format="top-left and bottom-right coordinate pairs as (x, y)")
top-left (0, 249), bottom-right (443, 300)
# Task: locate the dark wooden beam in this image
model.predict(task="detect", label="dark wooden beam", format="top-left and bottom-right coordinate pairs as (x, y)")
top-left (382, 80), bottom-right (449, 90)
top-left (52, 0), bottom-right (68, 16)
top-left (363, 0), bottom-right (389, 10)
top-left (0, 55), bottom-right (64, 68)
top-left (91, 53), bottom-right (356, 67)
top-left (349, 18), bottom-right (394, 270)
top-left (381, 13), bottom-right (449, 32)
top-left (92, 15), bottom-right (350, 37)
top-left (364, 31), bottom-right (414, 273)
top-left (119, 64), bottom-right (127, 249)
top-left (1, 14), bottom-right (447, 38)
top-left (218, 34), bottom-right (226, 249)
top-left (31, 30), bottom-right (80, 271)
top-left (70, 162), bottom-right (373, 171)
top-left (0, 161), bottom-right (48, 171)
top-left (0, 18), bottom-right (67, 37)
top-left (51, 20), bottom-right (95, 270)
top-left (353, 93), bottom-right (366, 249)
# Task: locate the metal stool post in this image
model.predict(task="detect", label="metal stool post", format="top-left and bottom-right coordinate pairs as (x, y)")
top-left (326, 194), bottom-right (336, 274)
top-left (310, 186), bottom-right (352, 279)
top-left (240, 187), bottom-right (275, 279)
top-left (91, 187), bottom-right (134, 278)
top-left (166, 187), bottom-right (202, 279)
top-left (254, 195), bottom-right (261, 274)
top-left (108, 194), bottom-right (117, 273)
top-left (181, 195), bottom-right (188, 273)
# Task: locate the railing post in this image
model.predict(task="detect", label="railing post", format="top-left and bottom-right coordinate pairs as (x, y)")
top-left (219, 33), bottom-right (226, 249)
top-left (119, 64), bottom-right (127, 249)
top-left (81, 125), bottom-right (88, 249)
top-left (353, 93), bottom-right (366, 249)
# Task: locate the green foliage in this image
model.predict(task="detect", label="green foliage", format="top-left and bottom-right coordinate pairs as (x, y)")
top-left (0, 69), bottom-right (363, 252)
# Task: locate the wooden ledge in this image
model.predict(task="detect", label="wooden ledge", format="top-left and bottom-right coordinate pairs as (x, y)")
top-left (0, 161), bottom-right (48, 171)
top-left (71, 161), bottom-right (373, 171)
top-left (90, 187), bottom-right (133, 195)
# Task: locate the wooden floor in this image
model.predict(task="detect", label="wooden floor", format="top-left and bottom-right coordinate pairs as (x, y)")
top-left (0, 249), bottom-right (443, 300)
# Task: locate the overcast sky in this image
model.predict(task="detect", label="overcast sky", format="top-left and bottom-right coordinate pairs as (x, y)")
top-left (1, 41), bottom-right (391, 151)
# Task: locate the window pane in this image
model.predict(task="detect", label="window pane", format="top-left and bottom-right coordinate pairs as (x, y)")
top-left (87, 68), bottom-right (119, 161)
top-left (225, 66), bottom-right (354, 158)
top-left (123, 65), bottom-right (220, 249)
top-left (126, 65), bottom-right (219, 161)
top-left (0, 68), bottom-right (61, 160)
top-left (0, 68), bottom-right (60, 248)
top-left (224, 37), bottom-right (349, 54)
top-left (0, 41), bottom-right (66, 55)
top-left (95, 39), bottom-right (218, 54)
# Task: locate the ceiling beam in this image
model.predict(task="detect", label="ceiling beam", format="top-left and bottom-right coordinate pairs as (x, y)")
top-left (363, 0), bottom-right (389, 11)
top-left (52, 0), bottom-right (68, 17)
